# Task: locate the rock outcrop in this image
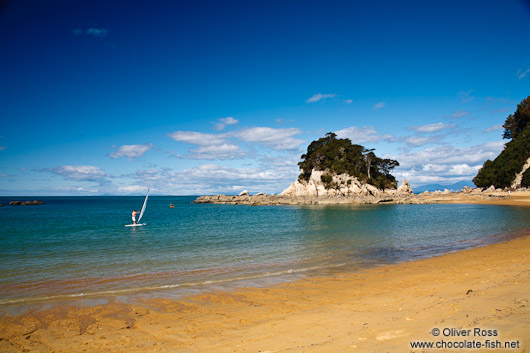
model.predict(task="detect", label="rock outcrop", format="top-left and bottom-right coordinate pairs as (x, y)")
top-left (511, 157), bottom-right (530, 189)
top-left (238, 190), bottom-right (249, 196)
top-left (9, 200), bottom-right (45, 206)
top-left (194, 171), bottom-right (416, 206)
top-left (279, 169), bottom-right (413, 198)
top-left (397, 180), bottom-right (413, 194)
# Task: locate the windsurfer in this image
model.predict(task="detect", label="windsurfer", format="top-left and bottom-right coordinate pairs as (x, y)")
top-left (132, 209), bottom-right (138, 224)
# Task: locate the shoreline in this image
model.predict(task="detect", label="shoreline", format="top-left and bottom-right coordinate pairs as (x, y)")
top-left (193, 189), bottom-right (530, 207)
top-left (1, 197), bottom-right (529, 352)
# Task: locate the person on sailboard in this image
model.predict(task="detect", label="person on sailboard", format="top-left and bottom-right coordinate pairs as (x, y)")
top-left (132, 209), bottom-right (139, 225)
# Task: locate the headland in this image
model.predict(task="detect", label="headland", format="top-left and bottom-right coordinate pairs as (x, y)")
top-left (194, 188), bottom-right (530, 207)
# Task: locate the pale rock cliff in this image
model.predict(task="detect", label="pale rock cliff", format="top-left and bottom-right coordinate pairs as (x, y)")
top-left (511, 157), bottom-right (530, 189)
top-left (397, 180), bottom-right (413, 194)
top-left (279, 169), bottom-right (413, 197)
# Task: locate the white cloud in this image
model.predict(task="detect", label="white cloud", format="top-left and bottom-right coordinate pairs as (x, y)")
top-left (387, 141), bottom-right (504, 186)
top-left (344, 99), bottom-right (353, 104)
top-left (381, 134), bottom-right (396, 142)
top-left (0, 146), bottom-right (7, 151)
top-left (168, 130), bottom-right (242, 159)
top-left (517, 68), bottom-right (530, 79)
top-left (117, 185), bottom-right (146, 193)
top-left (458, 90), bottom-right (474, 103)
top-left (275, 118), bottom-right (296, 125)
top-left (335, 126), bottom-right (381, 144)
top-left (45, 165), bottom-right (107, 183)
top-left (451, 110), bottom-right (470, 118)
top-left (235, 127), bottom-right (304, 150)
top-left (448, 164), bottom-right (481, 176)
top-left (220, 117), bottom-right (238, 125)
top-left (393, 142), bottom-right (504, 167)
top-left (130, 163), bottom-right (298, 195)
top-left (86, 28), bottom-right (108, 37)
top-left (373, 102), bottom-right (385, 109)
top-left (410, 122), bottom-right (455, 133)
top-left (168, 131), bottom-right (228, 146)
top-left (48, 186), bottom-right (100, 194)
top-left (405, 136), bottom-right (439, 147)
top-left (213, 116), bottom-right (239, 131)
top-left (109, 143), bottom-right (154, 159)
top-left (169, 126), bottom-right (303, 159)
top-left (484, 124), bottom-right (503, 133)
top-left (74, 28), bottom-right (109, 37)
top-left (491, 107), bottom-right (510, 114)
top-left (188, 143), bottom-right (245, 160)
top-left (306, 93), bottom-right (336, 103)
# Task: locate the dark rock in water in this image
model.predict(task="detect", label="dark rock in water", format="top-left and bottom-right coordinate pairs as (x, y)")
top-left (9, 200), bottom-right (45, 206)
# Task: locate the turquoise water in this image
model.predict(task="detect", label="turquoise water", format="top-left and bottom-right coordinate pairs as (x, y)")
top-left (1, 196), bottom-right (530, 306)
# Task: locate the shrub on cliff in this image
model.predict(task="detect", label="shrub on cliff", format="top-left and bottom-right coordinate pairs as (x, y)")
top-left (298, 132), bottom-right (399, 189)
top-left (474, 95), bottom-right (530, 188)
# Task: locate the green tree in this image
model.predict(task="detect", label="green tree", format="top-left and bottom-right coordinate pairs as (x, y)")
top-left (502, 95), bottom-right (530, 140)
top-left (474, 126), bottom-right (530, 188)
top-left (475, 96), bottom-right (530, 188)
top-left (298, 133), bottom-right (399, 189)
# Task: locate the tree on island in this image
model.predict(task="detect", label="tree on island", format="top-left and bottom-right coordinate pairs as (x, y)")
top-left (473, 95), bottom-right (530, 188)
top-left (502, 96), bottom-right (530, 140)
top-left (298, 132), bottom-right (400, 190)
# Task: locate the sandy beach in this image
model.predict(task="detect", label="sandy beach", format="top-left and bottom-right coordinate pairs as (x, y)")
top-left (1, 193), bottom-right (529, 353)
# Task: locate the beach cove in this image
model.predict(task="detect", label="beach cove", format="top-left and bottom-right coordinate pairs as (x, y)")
top-left (0, 193), bottom-right (529, 352)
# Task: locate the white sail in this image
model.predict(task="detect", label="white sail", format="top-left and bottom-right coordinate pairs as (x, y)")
top-left (137, 189), bottom-right (149, 222)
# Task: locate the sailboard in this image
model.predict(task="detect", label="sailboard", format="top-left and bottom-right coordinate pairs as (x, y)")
top-left (125, 189), bottom-right (149, 227)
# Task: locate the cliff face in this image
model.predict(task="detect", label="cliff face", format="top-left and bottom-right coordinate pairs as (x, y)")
top-left (511, 157), bottom-right (530, 189)
top-left (280, 169), bottom-right (413, 197)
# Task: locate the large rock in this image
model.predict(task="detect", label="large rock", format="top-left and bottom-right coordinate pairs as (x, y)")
top-left (511, 157), bottom-right (530, 189)
top-left (280, 169), bottom-right (400, 197)
top-left (485, 185), bottom-right (496, 193)
top-left (461, 186), bottom-right (474, 193)
top-left (9, 200), bottom-right (45, 206)
top-left (239, 190), bottom-right (249, 196)
top-left (397, 180), bottom-right (413, 194)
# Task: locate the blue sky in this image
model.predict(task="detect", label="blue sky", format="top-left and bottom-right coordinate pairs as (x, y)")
top-left (1, 0), bottom-right (529, 195)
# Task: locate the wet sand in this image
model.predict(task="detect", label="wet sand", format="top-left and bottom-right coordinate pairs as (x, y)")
top-left (1, 193), bottom-right (529, 352)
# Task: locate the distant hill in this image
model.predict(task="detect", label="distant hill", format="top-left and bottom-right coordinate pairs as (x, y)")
top-left (413, 181), bottom-right (476, 194)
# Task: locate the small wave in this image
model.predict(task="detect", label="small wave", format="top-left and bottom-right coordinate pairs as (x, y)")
top-left (0, 262), bottom-right (348, 307)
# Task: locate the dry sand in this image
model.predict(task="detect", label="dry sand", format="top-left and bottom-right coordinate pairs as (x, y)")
top-left (1, 193), bottom-right (529, 352)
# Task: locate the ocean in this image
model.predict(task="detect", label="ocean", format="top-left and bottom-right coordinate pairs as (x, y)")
top-left (1, 196), bottom-right (530, 308)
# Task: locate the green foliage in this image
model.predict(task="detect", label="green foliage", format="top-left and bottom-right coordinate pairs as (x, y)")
top-left (298, 132), bottom-right (400, 189)
top-left (320, 174), bottom-right (333, 184)
top-left (503, 95), bottom-right (530, 140)
top-left (475, 96), bottom-right (530, 189)
top-left (473, 125), bottom-right (530, 188)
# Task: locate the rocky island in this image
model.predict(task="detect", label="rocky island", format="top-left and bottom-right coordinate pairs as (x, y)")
top-left (196, 96), bottom-right (530, 206)
top-left (193, 134), bottom-right (519, 206)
